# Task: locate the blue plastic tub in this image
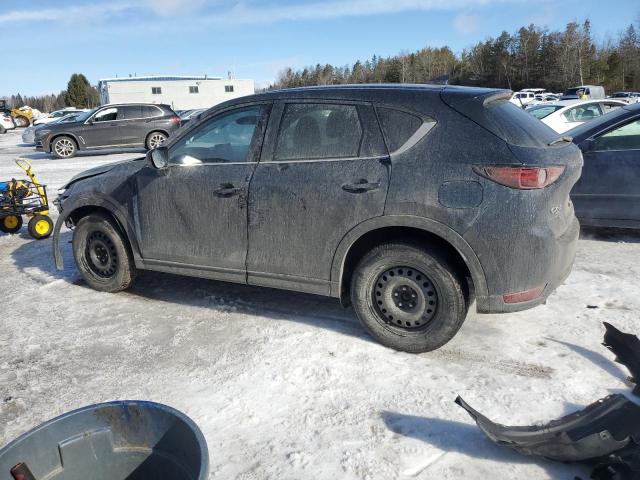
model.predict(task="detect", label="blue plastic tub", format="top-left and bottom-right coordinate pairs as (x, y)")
top-left (0, 400), bottom-right (209, 480)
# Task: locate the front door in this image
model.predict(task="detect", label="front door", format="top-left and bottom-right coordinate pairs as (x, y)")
top-left (82, 106), bottom-right (121, 148)
top-left (572, 116), bottom-right (640, 224)
top-left (246, 102), bottom-right (390, 294)
top-left (134, 104), bottom-right (269, 283)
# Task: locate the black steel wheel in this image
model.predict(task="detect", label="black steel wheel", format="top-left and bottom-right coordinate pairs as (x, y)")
top-left (372, 266), bottom-right (439, 331)
top-left (351, 242), bottom-right (467, 353)
top-left (85, 231), bottom-right (119, 278)
top-left (72, 212), bottom-right (136, 292)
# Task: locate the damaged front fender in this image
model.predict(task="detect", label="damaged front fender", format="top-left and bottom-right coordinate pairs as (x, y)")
top-left (455, 394), bottom-right (640, 462)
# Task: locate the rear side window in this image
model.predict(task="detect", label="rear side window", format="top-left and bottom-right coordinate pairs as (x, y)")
top-left (275, 103), bottom-right (362, 160)
top-left (121, 105), bottom-right (142, 119)
top-left (376, 107), bottom-right (422, 152)
top-left (527, 105), bottom-right (562, 120)
top-left (141, 105), bottom-right (161, 118)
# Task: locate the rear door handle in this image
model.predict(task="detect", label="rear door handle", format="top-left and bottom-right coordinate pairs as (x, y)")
top-left (213, 183), bottom-right (242, 197)
top-left (342, 179), bottom-right (381, 194)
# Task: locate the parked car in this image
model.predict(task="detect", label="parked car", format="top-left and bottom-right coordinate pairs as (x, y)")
top-left (0, 112), bottom-right (16, 134)
top-left (179, 108), bottom-right (207, 126)
top-left (509, 90), bottom-right (538, 107)
top-left (35, 103), bottom-right (181, 158)
top-left (33, 108), bottom-right (87, 126)
top-left (53, 85), bottom-right (583, 353)
top-left (526, 100), bottom-right (626, 133)
top-left (561, 85), bottom-right (606, 100)
top-left (22, 113), bottom-right (84, 145)
top-left (608, 92), bottom-right (640, 104)
top-left (568, 103), bottom-right (640, 229)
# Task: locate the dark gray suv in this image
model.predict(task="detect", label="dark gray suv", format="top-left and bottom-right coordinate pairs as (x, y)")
top-left (53, 85), bottom-right (583, 353)
top-left (35, 103), bottom-right (180, 158)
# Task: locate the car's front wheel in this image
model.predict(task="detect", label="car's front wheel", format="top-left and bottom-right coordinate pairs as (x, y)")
top-left (146, 131), bottom-right (168, 150)
top-left (72, 213), bottom-right (136, 292)
top-left (350, 242), bottom-right (467, 353)
top-left (51, 136), bottom-right (77, 159)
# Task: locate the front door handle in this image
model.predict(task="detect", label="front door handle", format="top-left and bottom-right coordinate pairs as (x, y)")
top-left (213, 183), bottom-right (242, 197)
top-left (342, 179), bottom-right (381, 194)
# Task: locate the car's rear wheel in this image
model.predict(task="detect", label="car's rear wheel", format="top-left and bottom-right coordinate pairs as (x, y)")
top-left (72, 213), bottom-right (136, 292)
top-left (146, 131), bottom-right (168, 150)
top-left (350, 242), bottom-right (467, 353)
top-left (52, 136), bottom-right (77, 159)
top-left (0, 215), bottom-right (23, 234)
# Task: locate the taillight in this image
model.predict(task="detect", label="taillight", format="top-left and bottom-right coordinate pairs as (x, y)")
top-left (171, 116), bottom-right (181, 126)
top-left (474, 166), bottom-right (565, 190)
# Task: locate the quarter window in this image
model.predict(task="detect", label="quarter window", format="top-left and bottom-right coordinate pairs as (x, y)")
top-left (92, 107), bottom-right (118, 122)
top-left (189, 86), bottom-right (199, 94)
top-left (376, 107), bottom-right (423, 152)
top-left (151, 87), bottom-right (162, 95)
top-left (275, 103), bottom-right (362, 161)
top-left (593, 119), bottom-right (640, 151)
top-left (169, 106), bottom-right (262, 164)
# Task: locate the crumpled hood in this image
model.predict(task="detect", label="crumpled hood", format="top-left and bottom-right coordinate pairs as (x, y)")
top-left (62, 157), bottom-right (146, 189)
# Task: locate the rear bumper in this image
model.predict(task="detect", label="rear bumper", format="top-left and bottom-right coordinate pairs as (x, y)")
top-left (474, 216), bottom-right (579, 313)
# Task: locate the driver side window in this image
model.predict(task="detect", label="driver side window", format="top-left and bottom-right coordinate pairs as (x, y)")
top-left (169, 106), bottom-right (262, 165)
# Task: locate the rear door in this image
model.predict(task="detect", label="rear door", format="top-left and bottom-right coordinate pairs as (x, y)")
top-left (82, 107), bottom-right (121, 147)
top-left (118, 104), bottom-right (147, 146)
top-left (246, 101), bottom-right (389, 294)
top-left (572, 116), bottom-right (640, 224)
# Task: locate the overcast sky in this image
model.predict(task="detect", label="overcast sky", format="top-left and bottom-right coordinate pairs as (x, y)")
top-left (1, 0), bottom-right (637, 95)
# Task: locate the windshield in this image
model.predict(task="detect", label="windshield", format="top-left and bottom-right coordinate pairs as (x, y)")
top-left (73, 109), bottom-right (96, 122)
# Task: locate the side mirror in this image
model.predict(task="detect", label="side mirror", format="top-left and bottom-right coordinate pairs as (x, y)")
top-left (148, 146), bottom-right (169, 169)
top-left (580, 138), bottom-right (595, 152)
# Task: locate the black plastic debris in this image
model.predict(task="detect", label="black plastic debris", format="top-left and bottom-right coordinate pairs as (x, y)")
top-left (603, 322), bottom-right (640, 395)
top-left (455, 394), bottom-right (640, 462)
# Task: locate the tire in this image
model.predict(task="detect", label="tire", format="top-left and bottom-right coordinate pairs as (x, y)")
top-left (145, 131), bottom-right (168, 150)
top-left (27, 214), bottom-right (53, 239)
top-left (14, 116), bottom-right (29, 127)
top-left (72, 213), bottom-right (136, 292)
top-left (350, 242), bottom-right (467, 353)
top-left (0, 215), bottom-right (23, 234)
top-left (51, 136), bottom-right (77, 159)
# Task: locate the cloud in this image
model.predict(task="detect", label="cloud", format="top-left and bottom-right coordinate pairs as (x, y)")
top-left (453, 13), bottom-right (480, 35)
top-left (201, 0), bottom-right (518, 25)
top-left (144, 0), bottom-right (207, 16)
top-left (0, 3), bottom-right (133, 24)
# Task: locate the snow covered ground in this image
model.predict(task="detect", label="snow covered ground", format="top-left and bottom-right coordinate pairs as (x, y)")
top-left (1, 128), bottom-right (639, 479)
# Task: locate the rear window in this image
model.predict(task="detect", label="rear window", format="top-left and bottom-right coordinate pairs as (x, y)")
top-left (527, 105), bottom-right (562, 120)
top-left (121, 105), bottom-right (142, 119)
top-left (376, 107), bottom-right (422, 152)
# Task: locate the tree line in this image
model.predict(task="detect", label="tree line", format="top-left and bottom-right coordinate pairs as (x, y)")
top-left (271, 19), bottom-right (640, 93)
top-left (2, 74), bottom-right (100, 112)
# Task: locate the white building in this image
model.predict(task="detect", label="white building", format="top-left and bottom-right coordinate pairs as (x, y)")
top-left (98, 75), bottom-right (255, 110)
